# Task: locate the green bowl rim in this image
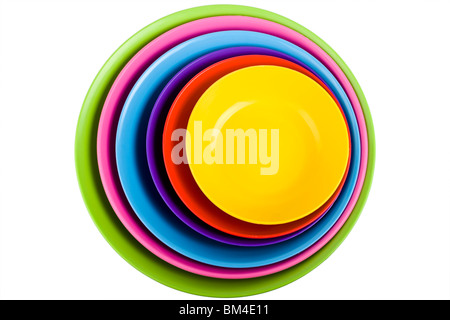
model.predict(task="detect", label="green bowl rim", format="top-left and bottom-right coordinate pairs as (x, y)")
top-left (74, 4), bottom-right (376, 298)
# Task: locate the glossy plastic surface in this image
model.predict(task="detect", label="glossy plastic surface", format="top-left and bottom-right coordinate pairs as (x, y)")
top-left (115, 30), bottom-right (361, 268)
top-left (185, 65), bottom-right (349, 225)
top-left (76, 5), bottom-right (373, 297)
top-left (159, 51), bottom-right (349, 240)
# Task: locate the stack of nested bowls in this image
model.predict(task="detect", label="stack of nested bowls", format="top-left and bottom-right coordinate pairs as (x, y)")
top-left (75, 5), bottom-right (375, 298)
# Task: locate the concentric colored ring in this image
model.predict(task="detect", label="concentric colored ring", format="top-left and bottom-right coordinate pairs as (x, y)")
top-left (158, 50), bottom-right (350, 242)
top-left (183, 65), bottom-right (350, 225)
top-left (115, 30), bottom-right (361, 268)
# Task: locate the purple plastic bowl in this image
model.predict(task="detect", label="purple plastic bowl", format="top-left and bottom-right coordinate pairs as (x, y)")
top-left (145, 46), bottom-right (331, 246)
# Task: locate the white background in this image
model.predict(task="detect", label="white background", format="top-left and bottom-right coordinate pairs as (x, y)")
top-left (1, 0), bottom-right (449, 300)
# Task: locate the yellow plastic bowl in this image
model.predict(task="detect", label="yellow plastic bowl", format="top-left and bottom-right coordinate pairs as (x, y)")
top-left (186, 65), bottom-right (350, 225)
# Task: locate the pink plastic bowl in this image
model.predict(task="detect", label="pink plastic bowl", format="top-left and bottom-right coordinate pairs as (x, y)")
top-left (96, 15), bottom-right (368, 279)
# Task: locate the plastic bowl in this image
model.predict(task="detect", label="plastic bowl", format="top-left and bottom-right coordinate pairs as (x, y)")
top-left (182, 64), bottom-right (350, 225)
top-left (158, 51), bottom-right (350, 240)
top-left (115, 30), bottom-right (361, 268)
top-left (76, 5), bottom-right (373, 296)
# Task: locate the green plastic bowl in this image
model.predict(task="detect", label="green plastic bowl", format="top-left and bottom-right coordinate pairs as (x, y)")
top-left (74, 4), bottom-right (375, 298)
